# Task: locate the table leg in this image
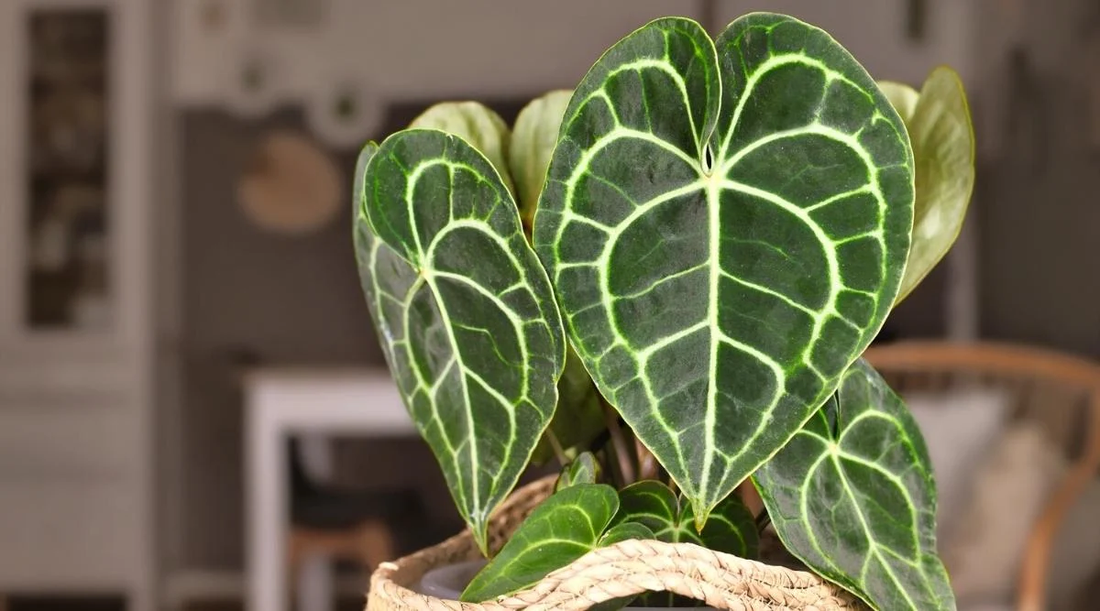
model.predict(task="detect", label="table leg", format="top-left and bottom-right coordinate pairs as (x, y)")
top-left (247, 395), bottom-right (288, 611)
top-left (297, 434), bottom-right (335, 611)
top-left (297, 555), bottom-right (334, 611)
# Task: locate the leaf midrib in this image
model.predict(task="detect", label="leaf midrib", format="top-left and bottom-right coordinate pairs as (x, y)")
top-left (700, 176), bottom-right (721, 509)
top-left (831, 450), bottom-right (922, 611)
top-left (419, 274), bottom-right (483, 520)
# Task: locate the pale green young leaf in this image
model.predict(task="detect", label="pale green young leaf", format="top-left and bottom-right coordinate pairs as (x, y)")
top-left (880, 67), bottom-right (975, 303)
top-left (509, 89), bottom-right (573, 229)
top-left (754, 360), bottom-right (955, 611)
top-left (878, 82), bottom-right (920, 123)
top-left (556, 450), bottom-right (601, 491)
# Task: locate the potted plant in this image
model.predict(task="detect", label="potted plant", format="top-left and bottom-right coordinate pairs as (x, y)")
top-left (352, 11), bottom-right (973, 611)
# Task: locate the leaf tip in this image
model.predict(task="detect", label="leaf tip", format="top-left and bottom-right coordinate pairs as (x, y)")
top-left (691, 499), bottom-right (711, 533)
top-left (471, 523), bottom-right (491, 558)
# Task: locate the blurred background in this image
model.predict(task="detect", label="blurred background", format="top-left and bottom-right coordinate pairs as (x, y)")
top-left (0, 0), bottom-right (1098, 610)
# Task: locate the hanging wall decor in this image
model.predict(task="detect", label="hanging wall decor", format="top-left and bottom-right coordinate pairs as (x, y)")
top-left (235, 130), bottom-right (342, 236)
top-left (305, 75), bottom-right (382, 150)
top-left (223, 46), bottom-right (284, 119)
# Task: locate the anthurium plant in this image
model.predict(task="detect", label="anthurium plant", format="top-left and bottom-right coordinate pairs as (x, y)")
top-left (353, 12), bottom-right (973, 611)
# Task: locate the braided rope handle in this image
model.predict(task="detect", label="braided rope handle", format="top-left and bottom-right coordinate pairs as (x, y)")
top-left (493, 539), bottom-right (864, 611)
top-left (367, 478), bottom-right (867, 611)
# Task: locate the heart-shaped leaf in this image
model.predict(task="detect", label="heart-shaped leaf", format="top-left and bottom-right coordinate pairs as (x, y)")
top-left (510, 90), bottom-right (573, 229)
top-left (533, 13), bottom-right (914, 527)
top-left (353, 133), bottom-right (566, 555)
top-left (461, 483), bottom-right (619, 602)
top-left (753, 360), bottom-right (955, 611)
top-left (556, 451), bottom-right (601, 491)
top-left (407, 97), bottom-right (602, 471)
top-left (612, 480), bottom-right (758, 557)
top-left (598, 521), bottom-right (656, 546)
top-left (879, 67), bottom-right (975, 304)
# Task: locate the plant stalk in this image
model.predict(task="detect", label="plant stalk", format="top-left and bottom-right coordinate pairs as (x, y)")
top-left (602, 401), bottom-right (636, 485)
top-left (544, 430), bottom-right (568, 468)
top-left (635, 437), bottom-right (659, 481)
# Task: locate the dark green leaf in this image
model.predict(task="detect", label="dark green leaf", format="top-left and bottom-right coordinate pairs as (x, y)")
top-left (556, 451), bottom-right (601, 491)
top-left (353, 132), bottom-right (566, 555)
top-left (533, 13), bottom-right (913, 528)
top-left (461, 483), bottom-right (619, 602)
top-left (754, 360), bottom-right (955, 611)
top-left (411, 96), bottom-right (602, 471)
top-left (510, 90), bottom-right (572, 228)
top-left (612, 480), bottom-right (677, 534)
top-left (598, 521), bottom-right (656, 546)
top-left (681, 496), bottom-right (759, 558)
top-left (880, 67), bottom-right (975, 304)
top-left (612, 481), bottom-right (758, 557)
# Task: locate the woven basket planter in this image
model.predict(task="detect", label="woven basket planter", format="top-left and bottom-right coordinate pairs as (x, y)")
top-left (367, 477), bottom-right (868, 611)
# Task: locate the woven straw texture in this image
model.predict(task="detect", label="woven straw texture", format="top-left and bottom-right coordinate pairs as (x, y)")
top-left (366, 477), bottom-right (868, 611)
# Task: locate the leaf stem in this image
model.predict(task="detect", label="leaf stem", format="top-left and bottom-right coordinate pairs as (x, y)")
top-left (601, 447), bottom-right (622, 489)
top-left (544, 430), bottom-right (568, 468)
top-left (602, 400), bottom-right (636, 485)
top-left (635, 437), bottom-right (658, 481)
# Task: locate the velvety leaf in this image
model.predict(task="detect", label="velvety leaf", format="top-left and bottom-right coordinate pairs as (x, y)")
top-left (614, 480), bottom-right (677, 529)
top-left (556, 451), bottom-right (601, 491)
top-left (598, 521), bottom-right (656, 546)
top-left (353, 133), bottom-right (566, 555)
top-left (408, 101), bottom-right (515, 196)
top-left (461, 483), bottom-right (619, 602)
top-left (406, 99), bottom-right (602, 470)
top-left (532, 345), bottom-right (606, 466)
top-left (533, 13), bottom-right (913, 527)
top-left (881, 67), bottom-right (975, 304)
top-left (680, 496), bottom-right (759, 558)
top-left (509, 90), bottom-right (573, 228)
top-left (612, 481), bottom-right (758, 557)
top-left (754, 360), bottom-right (955, 611)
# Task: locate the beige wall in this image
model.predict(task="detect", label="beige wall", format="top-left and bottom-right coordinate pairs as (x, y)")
top-left (974, 0), bottom-right (1100, 358)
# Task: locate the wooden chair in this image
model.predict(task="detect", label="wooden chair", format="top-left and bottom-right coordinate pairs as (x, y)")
top-left (863, 341), bottom-right (1100, 611)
